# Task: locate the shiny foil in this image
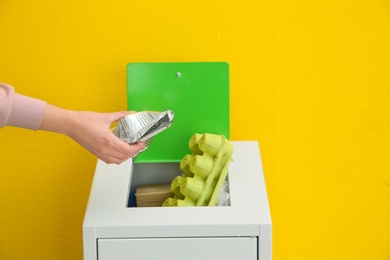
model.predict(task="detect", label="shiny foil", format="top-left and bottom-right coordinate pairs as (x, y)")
top-left (113, 110), bottom-right (174, 150)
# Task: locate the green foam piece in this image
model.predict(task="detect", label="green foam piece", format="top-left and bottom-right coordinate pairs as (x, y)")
top-left (162, 133), bottom-right (234, 207)
top-left (126, 62), bottom-right (230, 163)
top-left (162, 198), bottom-right (177, 207)
top-left (177, 197), bottom-right (196, 207)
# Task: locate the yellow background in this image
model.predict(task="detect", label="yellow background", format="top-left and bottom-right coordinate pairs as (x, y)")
top-left (1, 1), bottom-right (389, 259)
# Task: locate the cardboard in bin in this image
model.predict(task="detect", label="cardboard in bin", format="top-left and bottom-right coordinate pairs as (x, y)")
top-left (136, 183), bottom-right (173, 207)
top-left (126, 62), bottom-right (230, 163)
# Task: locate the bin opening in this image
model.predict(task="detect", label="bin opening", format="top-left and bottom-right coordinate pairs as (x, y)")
top-left (127, 133), bottom-right (233, 207)
top-left (127, 162), bottom-right (231, 208)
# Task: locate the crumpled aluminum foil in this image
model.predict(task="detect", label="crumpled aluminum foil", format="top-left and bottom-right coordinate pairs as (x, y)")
top-left (113, 110), bottom-right (174, 154)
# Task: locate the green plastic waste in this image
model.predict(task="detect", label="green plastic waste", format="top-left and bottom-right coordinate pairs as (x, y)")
top-left (163, 133), bottom-right (233, 207)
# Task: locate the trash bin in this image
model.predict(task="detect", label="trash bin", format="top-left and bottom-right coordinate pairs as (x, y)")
top-left (82, 62), bottom-right (272, 260)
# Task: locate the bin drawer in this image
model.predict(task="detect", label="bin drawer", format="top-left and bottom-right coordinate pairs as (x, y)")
top-left (98, 237), bottom-right (257, 260)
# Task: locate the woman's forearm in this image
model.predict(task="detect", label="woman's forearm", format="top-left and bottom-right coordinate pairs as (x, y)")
top-left (1, 83), bottom-right (144, 164)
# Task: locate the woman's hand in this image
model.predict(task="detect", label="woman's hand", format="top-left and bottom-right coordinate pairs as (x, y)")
top-left (40, 105), bottom-right (144, 164)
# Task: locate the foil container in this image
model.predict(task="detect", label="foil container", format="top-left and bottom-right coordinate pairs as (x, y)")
top-left (113, 110), bottom-right (174, 153)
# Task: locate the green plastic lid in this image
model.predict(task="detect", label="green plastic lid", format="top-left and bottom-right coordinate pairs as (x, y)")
top-left (126, 62), bottom-right (230, 163)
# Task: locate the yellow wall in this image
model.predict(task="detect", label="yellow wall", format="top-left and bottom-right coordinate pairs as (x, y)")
top-left (1, 1), bottom-right (389, 259)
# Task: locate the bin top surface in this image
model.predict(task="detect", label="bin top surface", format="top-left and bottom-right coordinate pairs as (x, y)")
top-left (83, 141), bottom-right (271, 230)
top-left (126, 62), bottom-right (230, 163)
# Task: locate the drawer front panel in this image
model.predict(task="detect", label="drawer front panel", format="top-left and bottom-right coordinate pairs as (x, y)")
top-left (98, 237), bottom-right (257, 260)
